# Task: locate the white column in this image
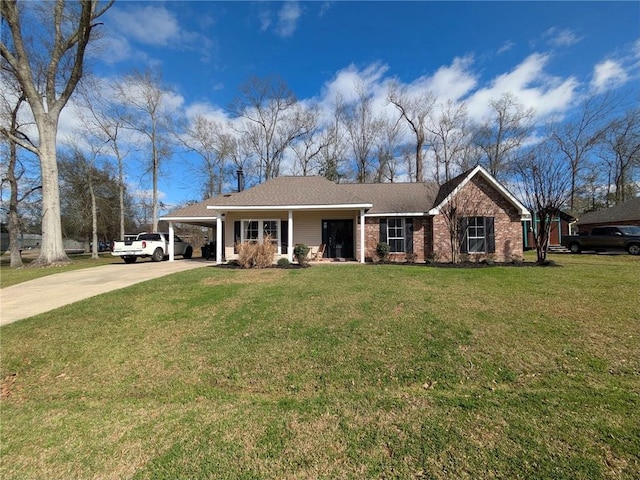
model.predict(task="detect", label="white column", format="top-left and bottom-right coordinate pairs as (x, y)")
top-left (360, 209), bottom-right (366, 263)
top-left (288, 210), bottom-right (293, 262)
top-left (168, 222), bottom-right (175, 261)
top-left (216, 214), bottom-right (223, 264)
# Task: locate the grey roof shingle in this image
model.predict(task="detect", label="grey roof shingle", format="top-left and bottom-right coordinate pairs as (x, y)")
top-left (576, 197), bottom-right (640, 225)
top-left (339, 182), bottom-right (439, 214)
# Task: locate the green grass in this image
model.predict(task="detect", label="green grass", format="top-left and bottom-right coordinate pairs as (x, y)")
top-left (1, 254), bottom-right (639, 479)
top-left (0, 253), bottom-right (117, 288)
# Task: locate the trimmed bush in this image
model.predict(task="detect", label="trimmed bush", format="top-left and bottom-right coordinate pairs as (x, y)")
top-left (294, 244), bottom-right (310, 266)
top-left (277, 257), bottom-right (290, 267)
top-left (376, 242), bottom-right (390, 262)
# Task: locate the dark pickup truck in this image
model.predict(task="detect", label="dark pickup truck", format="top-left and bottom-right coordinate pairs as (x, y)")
top-left (561, 225), bottom-right (640, 255)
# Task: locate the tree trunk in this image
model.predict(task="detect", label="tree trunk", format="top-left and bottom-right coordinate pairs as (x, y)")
top-left (7, 138), bottom-right (24, 269)
top-left (90, 180), bottom-right (99, 259)
top-left (32, 122), bottom-right (70, 266)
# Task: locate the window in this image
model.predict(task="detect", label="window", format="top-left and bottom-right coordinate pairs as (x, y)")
top-left (263, 220), bottom-right (278, 243)
top-left (242, 219), bottom-right (279, 245)
top-left (460, 217), bottom-right (495, 254)
top-left (387, 218), bottom-right (405, 253)
top-left (244, 220), bottom-right (259, 242)
top-left (467, 217), bottom-right (486, 253)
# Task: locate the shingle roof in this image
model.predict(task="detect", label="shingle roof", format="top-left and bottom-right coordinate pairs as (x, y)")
top-left (339, 182), bottom-right (439, 214)
top-left (207, 176), bottom-right (371, 208)
top-left (576, 197), bottom-right (640, 225)
top-left (163, 168), bottom-right (529, 222)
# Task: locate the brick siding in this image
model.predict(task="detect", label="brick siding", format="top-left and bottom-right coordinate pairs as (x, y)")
top-left (362, 175), bottom-right (524, 263)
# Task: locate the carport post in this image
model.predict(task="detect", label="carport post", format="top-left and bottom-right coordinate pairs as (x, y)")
top-left (168, 222), bottom-right (175, 261)
top-left (288, 210), bottom-right (293, 262)
top-left (216, 215), bottom-right (223, 264)
top-left (360, 209), bottom-right (365, 263)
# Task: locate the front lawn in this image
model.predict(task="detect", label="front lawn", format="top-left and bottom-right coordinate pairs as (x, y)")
top-left (1, 254), bottom-right (638, 479)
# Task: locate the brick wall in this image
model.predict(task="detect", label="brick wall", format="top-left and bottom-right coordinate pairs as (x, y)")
top-left (363, 217), bottom-right (427, 262)
top-left (431, 175), bottom-right (523, 262)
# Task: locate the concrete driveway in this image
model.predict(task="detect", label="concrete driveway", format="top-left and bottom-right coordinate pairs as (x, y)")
top-left (0, 259), bottom-right (210, 326)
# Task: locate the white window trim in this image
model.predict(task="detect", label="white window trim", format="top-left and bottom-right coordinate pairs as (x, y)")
top-left (387, 217), bottom-right (405, 253)
top-left (467, 217), bottom-right (486, 254)
top-left (241, 219), bottom-right (281, 254)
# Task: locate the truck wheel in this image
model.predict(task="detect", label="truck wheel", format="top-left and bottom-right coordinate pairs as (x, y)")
top-left (569, 243), bottom-right (581, 254)
top-left (123, 256), bottom-right (137, 264)
top-left (152, 247), bottom-right (164, 262)
top-left (183, 246), bottom-right (193, 259)
top-left (627, 243), bottom-right (640, 256)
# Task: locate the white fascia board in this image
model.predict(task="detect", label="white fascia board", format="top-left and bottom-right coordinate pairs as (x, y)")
top-left (364, 212), bottom-right (427, 217)
top-left (206, 203), bottom-right (372, 211)
top-left (159, 216), bottom-right (218, 222)
top-left (429, 165), bottom-right (530, 216)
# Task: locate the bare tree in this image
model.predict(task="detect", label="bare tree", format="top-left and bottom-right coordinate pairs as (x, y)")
top-left (428, 100), bottom-right (474, 185)
top-left (316, 98), bottom-right (347, 182)
top-left (0, 90), bottom-right (41, 268)
top-left (388, 82), bottom-right (435, 182)
top-left (1, 0), bottom-right (113, 266)
top-left (290, 103), bottom-right (328, 176)
top-left (549, 94), bottom-right (614, 212)
top-left (341, 83), bottom-right (383, 183)
top-left (230, 75), bottom-right (308, 181)
top-left (179, 115), bottom-right (233, 199)
top-left (374, 114), bottom-right (404, 182)
top-left (75, 78), bottom-right (131, 240)
top-left (115, 69), bottom-right (174, 231)
top-left (473, 93), bottom-right (535, 181)
top-left (600, 106), bottom-right (640, 204)
top-left (513, 141), bottom-right (571, 265)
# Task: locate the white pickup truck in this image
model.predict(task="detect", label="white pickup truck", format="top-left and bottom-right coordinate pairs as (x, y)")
top-left (111, 232), bottom-right (193, 263)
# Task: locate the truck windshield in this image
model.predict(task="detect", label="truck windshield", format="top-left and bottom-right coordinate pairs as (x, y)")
top-left (618, 226), bottom-right (640, 235)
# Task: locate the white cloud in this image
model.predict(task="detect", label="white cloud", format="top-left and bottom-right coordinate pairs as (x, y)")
top-left (109, 6), bottom-right (180, 46)
top-left (543, 27), bottom-right (582, 48)
top-left (420, 56), bottom-right (477, 102)
top-left (277, 2), bottom-right (302, 38)
top-left (497, 41), bottom-right (515, 55)
top-left (466, 53), bottom-right (577, 121)
top-left (591, 59), bottom-right (629, 92)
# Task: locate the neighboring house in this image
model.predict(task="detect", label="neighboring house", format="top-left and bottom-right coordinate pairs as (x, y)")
top-left (575, 197), bottom-right (640, 231)
top-left (522, 210), bottom-right (576, 250)
top-left (161, 165), bottom-right (530, 263)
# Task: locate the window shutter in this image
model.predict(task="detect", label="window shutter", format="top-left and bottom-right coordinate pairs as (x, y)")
top-left (459, 218), bottom-right (469, 254)
top-left (379, 218), bottom-right (387, 243)
top-left (234, 221), bottom-right (241, 254)
top-left (405, 218), bottom-right (413, 254)
top-left (280, 220), bottom-right (288, 255)
top-left (486, 217), bottom-right (495, 253)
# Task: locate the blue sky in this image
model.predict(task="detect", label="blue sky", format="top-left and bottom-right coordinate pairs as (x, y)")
top-left (70, 1), bottom-right (640, 209)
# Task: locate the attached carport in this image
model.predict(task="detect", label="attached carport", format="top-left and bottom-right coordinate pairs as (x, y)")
top-left (160, 202), bottom-right (220, 263)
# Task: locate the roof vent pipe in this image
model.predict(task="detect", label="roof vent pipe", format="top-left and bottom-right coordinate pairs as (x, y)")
top-left (237, 168), bottom-right (245, 192)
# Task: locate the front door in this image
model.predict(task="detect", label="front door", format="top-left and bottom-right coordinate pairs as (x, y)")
top-left (322, 220), bottom-right (354, 259)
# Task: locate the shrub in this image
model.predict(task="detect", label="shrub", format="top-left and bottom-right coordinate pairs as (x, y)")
top-left (254, 234), bottom-right (277, 268)
top-left (376, 242), bottom-right (390, 262)
top-left (236, 234), bottom-right (277, 268)
top-left (293, 244), bottom-right (310, 266)
top-left (277, 257), bottom-right (290, 268)
top-left (405, 252), bottom-right (418, 264)
top-left (236, 241), bottom-right (256, 268)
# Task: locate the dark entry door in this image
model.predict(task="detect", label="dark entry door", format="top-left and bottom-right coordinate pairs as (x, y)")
top-left (322, 220), bottom-right (354, 259)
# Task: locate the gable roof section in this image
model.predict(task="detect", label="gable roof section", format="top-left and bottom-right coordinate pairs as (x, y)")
top-left (576, 196), bottom-right (640, 225)
top-left (428, 165), bottom-right (530, 218)
top-left (206, 176), bottom-right (372, 211)
top-left (340, 182), bottom-right (439, 215)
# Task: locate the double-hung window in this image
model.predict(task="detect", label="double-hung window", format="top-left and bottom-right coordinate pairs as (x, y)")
top-left (460, 216), bottom-right (495, 254)
top-left (241, 219), bottom-right (279, 249)
top-left (387, 218), bottom-right (405, 253)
